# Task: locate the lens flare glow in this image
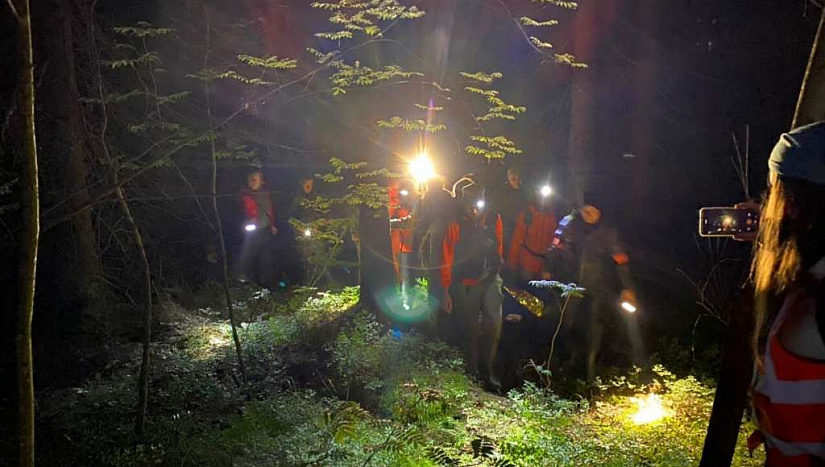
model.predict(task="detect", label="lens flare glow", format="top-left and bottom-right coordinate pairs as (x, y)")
top-left (304, 229), bottom-right (312, 237)
top-left (244, 224), bottom-right (256, 232)
top-left (476, 199), bottom-right (486, 209)
top-left (409, 153), bottom-right (436, 182)
top-left (630, 393), bottom-right (669, 425)
top-left (540, 185), bottom-right (552, 197)
top-left (621, 301), bottom-right (637, 313)
top-left (400, 189), bottom-right (410, 196)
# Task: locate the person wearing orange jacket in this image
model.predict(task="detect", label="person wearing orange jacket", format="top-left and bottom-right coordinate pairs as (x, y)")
top-left (506, 186), bottom-right (557, 283)
top-left (441, 180), bottom-right (504, 390)
top-left (388, 179), bottom-right (415, 297)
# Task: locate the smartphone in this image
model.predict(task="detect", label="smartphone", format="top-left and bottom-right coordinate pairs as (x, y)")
top-left (699, 207), bottom-right (760, 237)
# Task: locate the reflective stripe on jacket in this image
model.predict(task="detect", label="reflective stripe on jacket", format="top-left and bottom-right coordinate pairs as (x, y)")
top-left (753, 272), bottom-right (825, 466)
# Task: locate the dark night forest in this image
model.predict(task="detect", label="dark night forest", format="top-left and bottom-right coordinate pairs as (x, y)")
top-left (2, 1), bottom-right (824, 466)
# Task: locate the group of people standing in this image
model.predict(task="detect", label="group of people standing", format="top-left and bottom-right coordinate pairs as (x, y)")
top-left (392, 165), bottom-right (639, 389)
top-left (237, 170), bottom-right (317, 289)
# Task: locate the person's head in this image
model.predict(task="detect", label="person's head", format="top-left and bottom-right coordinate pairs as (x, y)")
top-left (580, 189), bottom-right (604, 224)
top-left (455, 178), bottom-right (482, 217)
top-left (752, 122), bottom-right (825, 354)
top-left (247, 171), bottom-right (264, 191)
top-left (506, 167), bottom-right (522, 190)
top-left (300, 177), bottom-right (315, 195)
top-left (580, 204), bottom-right (602, 225)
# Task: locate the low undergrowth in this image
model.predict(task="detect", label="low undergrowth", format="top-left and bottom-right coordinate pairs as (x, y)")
top-left (15, 286), bottom-right (764, 467)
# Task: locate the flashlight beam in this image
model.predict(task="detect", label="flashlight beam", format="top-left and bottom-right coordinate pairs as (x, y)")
top-left (621, 301), bottom-right (637, 313)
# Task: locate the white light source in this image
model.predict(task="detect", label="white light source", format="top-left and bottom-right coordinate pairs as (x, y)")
top-left (400, 189), bottom-right (410, 196)
top-left (540, 185), bottom-right (553, 197)
top-left (409, 153), bottom-right (436, 183)
top-left (304, 229), bottom-right (312, 237)
top-left (621, 301), bottom-right (637, 313)
top-left (244, 224), bottom-right (257, 232)
top-left (631, 393), bottom-right (670, 425)
top-left (476, 199), bottom-right (486, 209)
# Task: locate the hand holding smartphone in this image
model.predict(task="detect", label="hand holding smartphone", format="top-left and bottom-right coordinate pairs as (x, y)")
top-left (699, 205), bottom-right (760, 238)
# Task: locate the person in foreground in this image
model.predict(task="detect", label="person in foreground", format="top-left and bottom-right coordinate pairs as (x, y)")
top-left (750, 121), bottom-right (825, 466)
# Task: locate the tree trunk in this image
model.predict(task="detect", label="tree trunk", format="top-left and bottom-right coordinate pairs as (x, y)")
top-left (358, 205), bottom-right (394, 316)
top-left (566, 0), bottom-right (599, 206)
top-left (204, 6), bottom-right (247, 384)
top-left (42, 0), bottom-right (106, 329)
top-left (12, 0), bottom-right (39, 465)
top-left (792, 9), bottom-right (825, 129)
top-left (114, 187), bottom-right (153, 436)
top-left (698, 293), bottom-right (754, 467)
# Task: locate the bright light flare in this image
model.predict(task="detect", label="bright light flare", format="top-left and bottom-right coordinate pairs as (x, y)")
top-left (476, 199), bottom-right (486, 209)
top-left (630, 393), bottom-right (670, 425)
top-left (400, 189), bottom-right (410, 196)
top-left (409, 153), bottom-right (436, 182)
top-left (540, 185), bottom-right (553, 197)
top-left (244, 223), bottom-right (257, 232)
top-left (304, 229), bottom-right (312, 237)
top-left (621, 301), bottom-right (637, 313)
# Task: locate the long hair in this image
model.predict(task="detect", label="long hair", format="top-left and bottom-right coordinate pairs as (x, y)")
top-left (751, 177), bottom-right (825, 360)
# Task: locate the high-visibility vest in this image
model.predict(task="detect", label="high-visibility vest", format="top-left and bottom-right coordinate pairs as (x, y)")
top-left (752, 269), bottom-right (825, 466)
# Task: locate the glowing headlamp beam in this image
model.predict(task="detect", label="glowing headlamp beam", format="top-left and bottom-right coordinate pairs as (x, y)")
top-left (409, 153), bottom-right (436, 183)
top-left (621, 301), bottom-right (637, 313)
top-left (476, 199), bottom-right (486, 209)
top-left (304, 229), bottom-right (312, 237)
top-left (540, 185), bottom-right (553, 197)
top-left (244, 223), bottom-right (257, 232)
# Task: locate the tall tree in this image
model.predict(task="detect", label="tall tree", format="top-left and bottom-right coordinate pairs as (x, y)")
top-left (8, 0), bottom-right (39, 465)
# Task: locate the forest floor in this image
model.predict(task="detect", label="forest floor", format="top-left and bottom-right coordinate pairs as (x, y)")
top-left (3, 286), bottom-right (764, 467)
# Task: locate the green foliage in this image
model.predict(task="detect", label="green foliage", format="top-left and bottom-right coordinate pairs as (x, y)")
top-left (459, 71), bottom-right (503, 84)
top-left (112, 21), bottom-right (174, 38)
top-left (520, 17), bottom-right (560, 27)
top-left (25, 286), bottom-right (765, 467)
top-left (376, 116), bottom-right (446, 132)
top-left (529, 36), bottom-right (554, 49)
top-left (534, 0), bottom-right (579, 9)
top-left (465, 135), bottom-right (523, 160)
top-left (554, 52), bottom-right (589, 68)
top-left (459, 71), bottom-right (527, 161)
top-left (103, 52), bottom-right (161, 70)
top-left (329, 62), bottom-right (423, 96)
top-left (236, 54), bottom-right (298, 70)
top-left (312, 0), bottom-right (425, 41)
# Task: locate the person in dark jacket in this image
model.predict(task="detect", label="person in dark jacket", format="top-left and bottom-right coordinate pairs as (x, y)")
top-left (546, 197), bottom-right (638, 381)
top-left (415, 178), bottom-right (461, 340)
top-left (440, 180), bottom-right (504, 389)
top-left (239, 170), bottom-right (278, 288)
top-left (490, 166), bottom-right (528, 260)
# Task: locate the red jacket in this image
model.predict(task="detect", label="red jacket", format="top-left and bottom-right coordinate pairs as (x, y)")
top-left (751, 282), bottom-right (825, 466)
top-left (240, 187), bottom-right (276, 229)
top-left (388, 184), bottom-right (413, 254)
top-left (507, 205), bottom-right (557, 277)
top-left (441, 214), bottom-right (503, 290)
